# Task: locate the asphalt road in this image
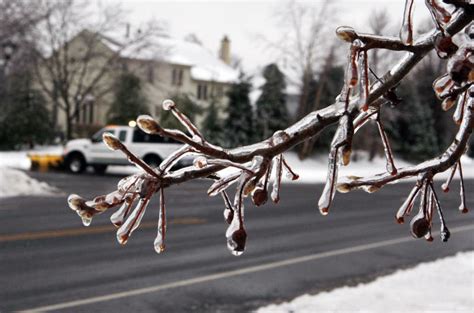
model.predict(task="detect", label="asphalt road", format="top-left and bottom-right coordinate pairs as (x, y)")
top-left (0, 170), bottom-right (473, 312)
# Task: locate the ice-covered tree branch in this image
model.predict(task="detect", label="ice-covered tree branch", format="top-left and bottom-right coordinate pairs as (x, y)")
top-left (68, 2), bottom-right (473, 255)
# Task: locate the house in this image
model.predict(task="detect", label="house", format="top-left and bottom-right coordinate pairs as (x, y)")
top-left (42, 30), bottom-right (239, 137)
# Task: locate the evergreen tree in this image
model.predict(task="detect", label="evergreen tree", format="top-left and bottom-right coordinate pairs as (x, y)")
top-left (159, 93), bottom-right (202, 131)
top-left (224, 74), bottom-right (254, 147)
top-left (108, 72), bottom-right (149, 125)
top-left (255, 64), bottom-right (288, 140)
top-left (390, 79), bottom-right (439, 162)
top-left (0, 73), bottom-right (54, 149)
top-left (202, 97), bottom-right (224, 145)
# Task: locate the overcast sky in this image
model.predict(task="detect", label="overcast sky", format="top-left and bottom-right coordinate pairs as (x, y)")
top-left (112, 0), bottom-right (431, 72)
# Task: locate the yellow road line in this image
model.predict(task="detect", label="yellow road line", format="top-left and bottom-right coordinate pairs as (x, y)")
top-left (0, 217), bottom-right (205, 243)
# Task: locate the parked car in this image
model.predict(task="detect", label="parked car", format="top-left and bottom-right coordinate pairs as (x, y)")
top-left (63, 125), bottom-right (188, 174)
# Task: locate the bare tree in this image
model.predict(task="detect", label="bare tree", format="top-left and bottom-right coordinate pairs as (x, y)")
top-left (67, 2), bottom-right (473, 257)
top-left (31, 0), bottom-right (163, 139)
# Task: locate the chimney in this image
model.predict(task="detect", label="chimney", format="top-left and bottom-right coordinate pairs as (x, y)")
top-left (219, 35), bottom-right (231, 65)
top-left (125, 23), bottom-right (130, 38)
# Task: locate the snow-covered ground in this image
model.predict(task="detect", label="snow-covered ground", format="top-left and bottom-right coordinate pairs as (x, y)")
top-left (0, 146), bottom-right (62, 198)
top-left (257, 251), bottom-right (474, 313)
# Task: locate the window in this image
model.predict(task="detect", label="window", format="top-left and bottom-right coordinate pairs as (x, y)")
top-left (216, 85), bottom-right (224, 98)
top-left (172, 68), bottom-right (183, 86)
top-left (91, 129), bottom-right (115, 143)
top-left (197, 83), bottom-right (208, 100)
top-left (147, 66), bottom-right (154, 84)
top-left (118, 130), bottom-right (127, 142)
top-left (133, 129), bottom-right (164, 143)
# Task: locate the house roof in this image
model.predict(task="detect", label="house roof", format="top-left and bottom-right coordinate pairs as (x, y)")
top-left (101, 34), bottom-right (239, 84)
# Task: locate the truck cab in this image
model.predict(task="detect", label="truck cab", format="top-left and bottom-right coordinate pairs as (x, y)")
top-left (63, 125), bottom-right (183, 174)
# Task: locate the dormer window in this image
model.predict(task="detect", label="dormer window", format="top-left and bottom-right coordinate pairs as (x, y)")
top-left (172, 67), bottom-right (183, 86)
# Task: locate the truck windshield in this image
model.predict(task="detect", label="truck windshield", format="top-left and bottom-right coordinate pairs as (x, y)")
top-left (91, 129), bottom-right (115, 143)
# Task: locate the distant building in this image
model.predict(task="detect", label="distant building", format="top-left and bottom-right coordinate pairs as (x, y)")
top-left (42, 30), bottom-right (238, 136)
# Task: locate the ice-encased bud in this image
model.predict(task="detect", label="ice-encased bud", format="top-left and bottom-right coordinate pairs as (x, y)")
top-left (102, 133), bottom-right (123, 151)
top-left (68, 194), bottom-right (96, 226)
top-left (137, 115), bottom-right (162, 134)
top-left (193, 156), bottom-right (207, 168)
top-left (410, 215), bottom-right (430, 238)
top-left (162, 99), bottom-right (176, 111)
top-left (251, 187), bottom-right (268, 206)
top-left (154, 234), bottom-right (165, 254)
top-left (336, 26), bottom-right (357, 42)
top-left (447, 53), bottom-right (472, 85)
top-left (227, 228), bottom-right (247, 256)
top-left (336, 182), bottom-right (351, 193)
top-left (434, 34), bottom-right (458, 59)
top-left (441, 226), bottom-right (450, 242)
top-left (271, 130), bottom-right (289, 146)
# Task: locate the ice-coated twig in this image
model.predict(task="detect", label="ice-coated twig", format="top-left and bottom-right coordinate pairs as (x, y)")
top-left (457, 161), bottom-right (468, 214)
top-left (271, 155), bottom-right (283, 203)
top-left (207, 171), bottom-right (241, 196)
top-left (441, 162), bottom-right (458, 192)
top-left (396, 182), bottom-right (422, 224)
top-left (425, 0), bottom-right (452, 33)
top-left (453, 91), bottom-right (467, 125)
top-left (358, 49), bottom-right (370, 111)
top-left (410, 180), bottom-right (430, 239)
top-left (102, 132), bottom-right (160, 179)
top-left (162, 99), bottom-right (204, 140)
top-left (400, 0), bottom-right (415, 45)
top-left (376, 112), bottom-right (397, 175)
top-left (429, 182), bottom-right (451, 242)
top-left (282, 156), bottom-right (299, 181)
top-left (154, 188), bottom-right (166, 254)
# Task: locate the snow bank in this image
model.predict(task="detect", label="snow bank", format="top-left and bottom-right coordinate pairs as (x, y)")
top-left (0, 167), bottom-right (59, 197)
top-left (0, 146), bottom-right (62, 197)
top-left (257, 251), bottom-right (474, 313)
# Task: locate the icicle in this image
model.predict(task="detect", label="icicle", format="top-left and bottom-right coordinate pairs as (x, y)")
top-left (154, 188), bottom-right (166, 254)
top-left (395, 184), bottom-right (421, 224)
top-left (453, 91), bottom-right (467, 125)
top-left (349, 40), bottom-right (363, 87)
top-left (410, 181), bottom-right (430, 238)
top-left (458, 161), bottom-right (468, 214)
top-left (271, 155), bottom-right (283, 203)
top-left (400, 0), bottom-right (415, 45)
top-left (441, 162), bottom-right (458, 192)
top-left (376, 113), bottom-right (397, 175)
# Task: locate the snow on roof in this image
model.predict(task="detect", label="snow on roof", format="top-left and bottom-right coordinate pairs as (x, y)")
top-left (101, 34), bottom-right (238, 84)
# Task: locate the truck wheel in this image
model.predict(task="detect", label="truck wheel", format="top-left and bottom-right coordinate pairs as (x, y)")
top-left (65, 153), bottom-right (86, 174)
top-left (92, 165), bottom-right (108, 175)
top-left (143, 154), bottom-right (162, 169)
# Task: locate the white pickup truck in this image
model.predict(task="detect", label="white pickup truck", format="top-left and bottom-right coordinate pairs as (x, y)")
top-left (63, 125), bottom-right (185, 174)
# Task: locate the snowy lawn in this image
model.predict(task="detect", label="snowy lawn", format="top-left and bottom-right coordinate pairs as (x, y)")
top-left (0, 146), bottom-right (62, 197)
top-left (257, 251), bottom-right (474, 313)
